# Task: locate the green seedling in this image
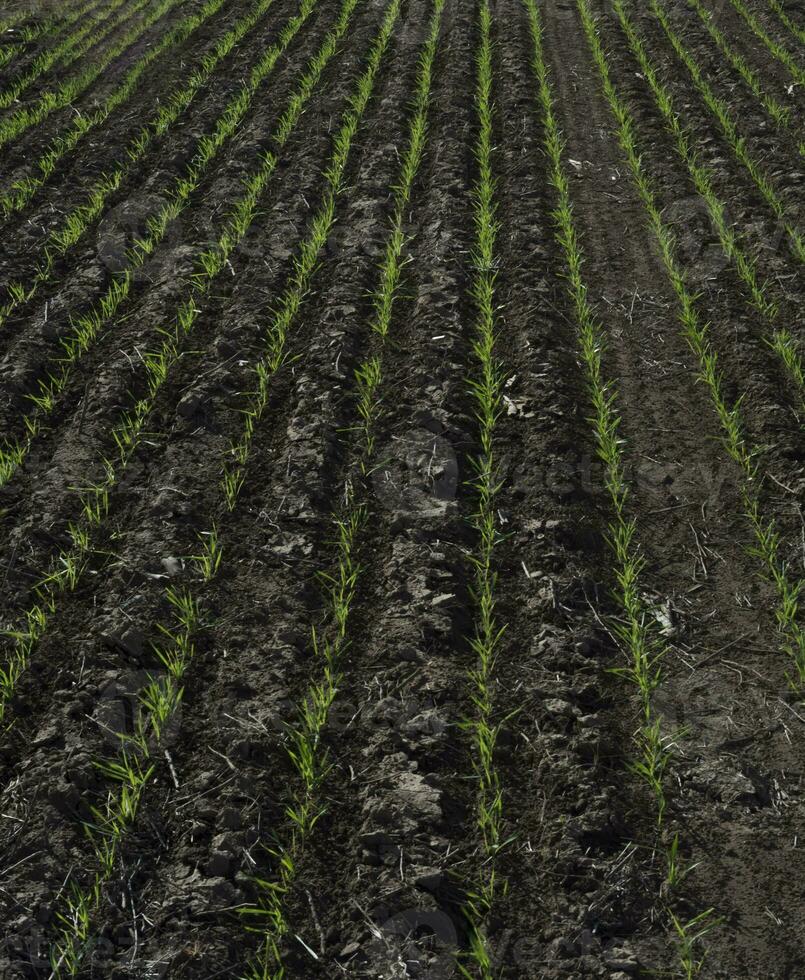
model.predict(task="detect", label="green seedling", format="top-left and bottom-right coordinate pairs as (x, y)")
top-left (670, 907), bottom-right (720, 979)
top-left (769, 330), bottom-right (805, 405)
top-left (191, 525), bottom-right (223, 581)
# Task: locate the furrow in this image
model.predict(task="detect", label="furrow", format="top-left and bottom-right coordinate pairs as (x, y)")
top-left (64, 2), bottom-right (422, 964)
top-left (99, 3), bottom-right (478, 975)
top-left (0, 0), bottom-right (385, 963)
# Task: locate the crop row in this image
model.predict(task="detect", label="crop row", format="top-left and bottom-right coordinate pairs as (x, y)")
top-left (599, 3), bottom-right (805, 681)
top-left (613, 0), bottom-right (805, 404)
top-left (0, 6), bottom-right (33, 33)
top-left (229, 3), bottom-right (442, 973)
top-left (41, 0), bottom-right (416, 973)
top-left (583, 3), bottom-right (804, 679)
top-left (457, 3), bottom-right (508, 976)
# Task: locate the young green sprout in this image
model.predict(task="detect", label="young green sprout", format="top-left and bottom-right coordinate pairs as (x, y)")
top-left (191, 525), bottom-right (223, 581)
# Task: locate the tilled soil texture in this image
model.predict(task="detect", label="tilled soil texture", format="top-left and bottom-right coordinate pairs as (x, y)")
top-left (0, 0), bottom-right (803, 978)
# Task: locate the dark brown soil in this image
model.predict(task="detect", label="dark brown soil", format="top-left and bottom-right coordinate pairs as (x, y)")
top-left (0, 0), bottom-right (803, 978)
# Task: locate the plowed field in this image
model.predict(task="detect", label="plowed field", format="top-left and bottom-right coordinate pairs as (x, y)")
top-left (0, 0), bottom-right (803, 977)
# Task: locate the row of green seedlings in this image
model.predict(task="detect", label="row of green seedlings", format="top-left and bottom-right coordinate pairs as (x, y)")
top-left (530, 2), bottom-right (715, 977)
top-left (614, 0), bottom-right (805, 406)
top-left (237, 7), bottom-right (455, 975)
top-left (615, 1), bottom-right (805, 685)
top-left (230, 5), bottom-right (441, 978)
top-left (46, 586), bottom-right (199, 977)
top-left (767, 0), bottom-right (805, 47)
top-left (0, 0), bottom-right (315, 489)
top-left (0, 0), bottom-right (131, 110)
top-left (0, 0), bottom-right (285, 329)
top-left (726, 0), bottom-right (805, 87)
top-left (0, 0), bottom-right (104, 70)
top-left (582, 0), bottom-right (805, 686)
top-left (456, 2), bottom-right (508, 978)
top-left (44, 2), bottom-right (409, 974)
top-left (0, 0), bottom-right (230, 219)
top-left (0, 44), bottom-right (21, 70)
top-left (0, 10), bottom-right (28, 32)
top-left (684, 0), bottom-right (803, 155)
top-left (0, 0), bottom-right (188, 152)
top-left (0, 0), bottom-right (358, 727)
top-left (646, 0), bottom-right (805, 265)
top-left (41, 0), bottom-right (365, 968)
top-left (0, 7), bottom-right (43, 34)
